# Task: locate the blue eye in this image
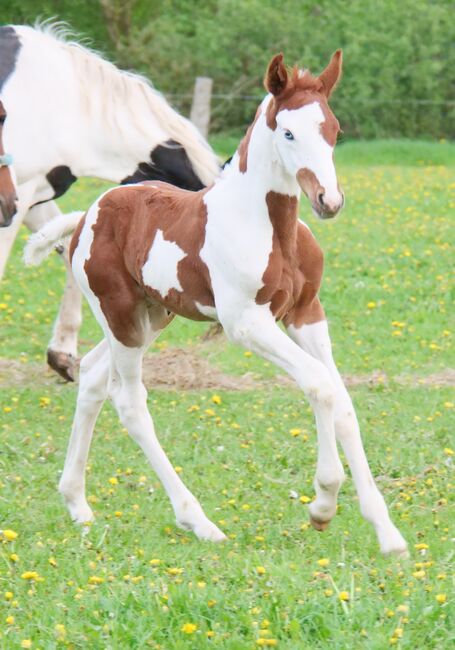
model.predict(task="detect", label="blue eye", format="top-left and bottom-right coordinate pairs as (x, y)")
top-left (284, 130), bottom-right (294, 140)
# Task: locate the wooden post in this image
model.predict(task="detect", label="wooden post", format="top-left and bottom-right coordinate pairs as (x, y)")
top-left (190, 77), bottom-right (213, 138)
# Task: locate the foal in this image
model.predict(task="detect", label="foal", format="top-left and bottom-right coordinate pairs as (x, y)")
top-left (0, 101), bottom-right (16, 224)
top-left (28, 52), bottom-right (408, 556)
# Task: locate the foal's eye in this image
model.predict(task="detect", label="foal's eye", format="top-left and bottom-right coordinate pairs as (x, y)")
top-left (284, 129), bottom-right (294, 141)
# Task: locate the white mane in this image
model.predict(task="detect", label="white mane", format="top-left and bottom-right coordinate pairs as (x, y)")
top-left (31, 21), bottom-right (220, 186)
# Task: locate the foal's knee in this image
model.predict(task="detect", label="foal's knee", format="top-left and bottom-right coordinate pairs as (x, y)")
top-left (305, 369), bottom-right (336, 408)
top-left (334, 409), bottom-right (358, 440)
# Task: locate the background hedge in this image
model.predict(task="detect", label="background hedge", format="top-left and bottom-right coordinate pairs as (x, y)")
top-left (3, 0), bottom-right (454, 137)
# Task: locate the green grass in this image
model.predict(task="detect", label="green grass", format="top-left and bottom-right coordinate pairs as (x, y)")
top-left (0, 140), bottom-right (454, 648)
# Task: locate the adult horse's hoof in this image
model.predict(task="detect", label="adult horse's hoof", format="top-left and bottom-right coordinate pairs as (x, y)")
top-left (47, 349), bottom-right (77, 382)
top-left (309, 515), bottom-right (331, 532)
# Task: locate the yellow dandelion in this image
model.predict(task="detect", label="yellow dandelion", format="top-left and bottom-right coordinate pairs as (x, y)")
top-left (256, 640), bottom-right (278, 647)
top-left (6, 615), bottom-right (14, 625)
top-left (256, 566), bottom-right (266, 575)
top-left (10, 553), bottom-right (19, 562)
top-left (367, 301), bottom-right (376, 309)
top-left (48, 557), bottom-right (57, 567)
top-left (108, 477), bottom-right (118, 485)
top-left (88, 576), bottom-right (104, 585)
top-left (317, 558), bottom-right (330, 568)
top-left (55, 624), bottom-right (66, 638)
top-left (21, 641), bottom-right (32, 649)
top-left (149, 558), bottom-right (161, 566)
top-left (5, 591), bottom-right (13, 600)
top-left (167, 567), bottom-right (183, 576)
top-left (290, 428), bottom-right (301, 437)
top-left (206, 630), bottom-right (215, 638)
top-left (181, 622), bottom-right (197, 634)
top-left (414, 543), bottom-right (429, 550)
top-left (2, 529), bottom-right (18, 542)
top-left (339, 591), bottom-right (350, 601)
top-left (21, 571), bottom-right (39, 581)
top-left (436, 594), bottom-right (446, 604)
top-left (211, 394), bottom-right (222, 405)
top-left (444, 447), bottom-right (453, 456)
top-left (299, 495), bottom-right (311, 503)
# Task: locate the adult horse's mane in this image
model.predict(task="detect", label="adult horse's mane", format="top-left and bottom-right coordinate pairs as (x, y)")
top-left (31, 20), bottom-right (219, 186)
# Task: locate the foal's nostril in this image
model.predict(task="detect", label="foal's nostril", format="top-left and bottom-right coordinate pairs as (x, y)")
top-left (317, 192), bottom-right (325, 208)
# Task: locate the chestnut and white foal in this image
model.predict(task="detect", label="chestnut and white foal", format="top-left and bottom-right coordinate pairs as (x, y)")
top-left (27, 52), bottom-right (408, 556)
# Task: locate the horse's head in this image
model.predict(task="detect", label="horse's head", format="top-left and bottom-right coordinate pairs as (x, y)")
top-left (0, 100), bottom-right (17, 227)
top-left (264, 52), bottom-right (343, 219)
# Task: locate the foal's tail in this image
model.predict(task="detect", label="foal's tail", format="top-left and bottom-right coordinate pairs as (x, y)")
top-left (24, 211), bottom-right (84, 266)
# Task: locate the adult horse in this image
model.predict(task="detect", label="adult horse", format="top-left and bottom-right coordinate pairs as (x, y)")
top-left (0, 100), bottom-right (16, 224)
top-left (27, 52), bottom-right (408, 557)
top-left (0, 23), bottom-right (220, 380)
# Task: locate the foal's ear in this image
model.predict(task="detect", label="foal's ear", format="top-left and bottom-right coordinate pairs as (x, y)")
top-left (264, 53), bottom-right (289, 96)
top-left (319, 50), bottom-right (343, 98)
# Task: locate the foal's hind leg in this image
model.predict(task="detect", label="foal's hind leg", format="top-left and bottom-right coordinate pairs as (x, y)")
top-left (107, 334), bottom-right (226, 542)
top-left (59, 339), bottom-right (109, 523)
top-left (287, 319), bottom-right (408, 556)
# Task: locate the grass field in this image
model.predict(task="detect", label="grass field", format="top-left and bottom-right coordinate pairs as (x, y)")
top-left (0, 139), bottom-right (453, 649)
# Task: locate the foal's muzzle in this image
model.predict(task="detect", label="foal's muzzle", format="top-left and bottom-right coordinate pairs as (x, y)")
top-left (312, 190), bottom-right (345, 220)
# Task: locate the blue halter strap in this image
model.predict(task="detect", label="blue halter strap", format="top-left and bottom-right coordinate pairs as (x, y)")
top-left (0, 153), bottom-right (13, 166)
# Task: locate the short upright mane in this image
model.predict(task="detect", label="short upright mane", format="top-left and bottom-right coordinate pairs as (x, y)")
top-left (30, 22), bottom-right (219, 186)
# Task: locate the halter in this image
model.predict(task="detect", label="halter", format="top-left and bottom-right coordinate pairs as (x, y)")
top-left (0, 153), bottom-right (13, 166)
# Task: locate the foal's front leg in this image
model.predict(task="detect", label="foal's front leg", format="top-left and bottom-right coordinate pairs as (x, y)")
top-left (287, 319), bottom-right (408, 556)
top-left (222, 305), bottom-right (345, 530)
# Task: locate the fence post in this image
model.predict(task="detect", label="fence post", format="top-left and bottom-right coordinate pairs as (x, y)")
top-left (190, 77), bottom-right (213, 138)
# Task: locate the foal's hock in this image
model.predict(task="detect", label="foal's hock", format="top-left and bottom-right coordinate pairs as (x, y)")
top-left (27, 52), bottom-right (408, 556)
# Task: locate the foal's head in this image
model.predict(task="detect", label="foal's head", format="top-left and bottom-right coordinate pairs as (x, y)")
top-left (0, 100), bottom-right (17, 227)
top-left (264, 52), bottom-right (344, 219)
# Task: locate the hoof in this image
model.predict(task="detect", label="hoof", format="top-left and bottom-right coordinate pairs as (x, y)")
top-left (176, 517), bottom-right (227, 542)
top-left (310, 515), bottom-right (330, 532)
top-left (47, 349), bottom-right (77, 382)
top-left (67, 503), bottom-right (94, 525)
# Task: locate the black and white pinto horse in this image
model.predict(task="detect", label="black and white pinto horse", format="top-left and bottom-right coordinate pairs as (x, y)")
top-left (0, 23), bottom-right (220, 380)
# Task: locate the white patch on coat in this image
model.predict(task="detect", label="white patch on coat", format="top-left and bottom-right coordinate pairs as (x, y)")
top-left (142, 229), bottom-right (186, 298)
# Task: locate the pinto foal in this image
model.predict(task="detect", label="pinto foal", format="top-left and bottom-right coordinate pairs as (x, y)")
top-left (28, 52), bottom-right (408, 556)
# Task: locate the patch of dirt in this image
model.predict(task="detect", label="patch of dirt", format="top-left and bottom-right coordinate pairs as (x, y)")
top-left (0, 352), bottom-right (453, 391)
top-left (141, 348), bottom-right (258, 390)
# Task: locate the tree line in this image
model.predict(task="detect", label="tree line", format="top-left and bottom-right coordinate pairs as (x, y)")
top-left (4, 0), bottom-right (454, 138)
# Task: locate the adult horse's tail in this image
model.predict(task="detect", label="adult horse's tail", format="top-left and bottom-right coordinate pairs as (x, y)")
top-left (24, 211), bottom-right (84, 266)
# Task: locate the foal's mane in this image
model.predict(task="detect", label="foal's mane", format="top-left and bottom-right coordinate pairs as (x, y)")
top-left (32, 21), bottom-right (219, 185)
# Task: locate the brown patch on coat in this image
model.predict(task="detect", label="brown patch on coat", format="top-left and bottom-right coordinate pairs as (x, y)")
top-left (69, 213), bottom-right (86, 262)
top-left (0, 100), bottom-right (17, 226)
top-left (238, 106), bottom-right (261, 173)
top-left (256, 191), bottom-right (324, 325)
top-left (83, 183), bottom-right (215, 347)
top-left (297, 169), bottom-right (323, 207)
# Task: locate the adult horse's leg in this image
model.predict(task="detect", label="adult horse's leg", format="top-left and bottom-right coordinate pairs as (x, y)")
top-left (108, 332), bottom-right (226, 541)
top-left (0, 178), bottom-right (38, 280)
top-left (59, 339), bottom-right (109, 522)
top-left (25, 201), bottom-right (83, 381)
top-left (287, 318), bottom-right (408, 556)
top-left (221, 304), bottom-right (346, 534)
